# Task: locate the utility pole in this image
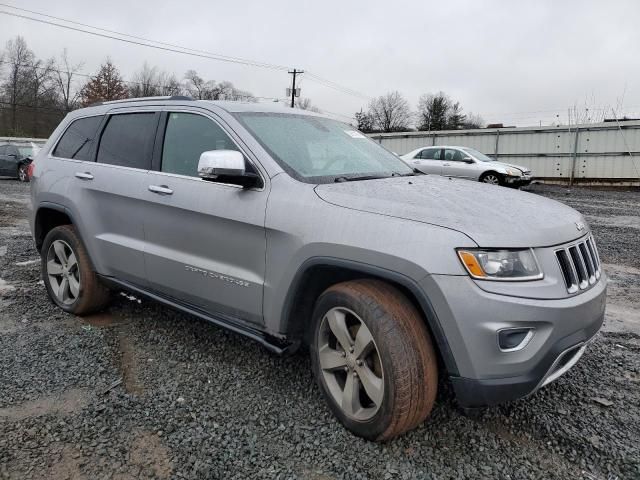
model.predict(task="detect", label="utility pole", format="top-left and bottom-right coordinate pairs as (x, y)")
top-left (288, 69), bottom-right (303, 108)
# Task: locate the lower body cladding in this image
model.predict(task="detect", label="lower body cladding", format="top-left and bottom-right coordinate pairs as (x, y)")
top-left (421, 273), bottom-right (607, 407)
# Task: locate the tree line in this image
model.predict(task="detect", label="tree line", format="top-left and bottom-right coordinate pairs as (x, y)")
top-left (355, 91), bottom-right (485, 133)
top-left (0, 36), bottom-right (257, 137)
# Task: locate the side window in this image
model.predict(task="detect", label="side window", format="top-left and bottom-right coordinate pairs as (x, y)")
top-left (161, 112), bottom-right (240, 177)
top-left (417, 148), bottom-right (440, 160)
top-left (97, 113), bottom-right (157, 169)
top-left (52, 116), bottom-right (103, 160)
top-left (444, 148), bottom-right (464, 161)
top-left (0, 146), bottom-right (6, 155)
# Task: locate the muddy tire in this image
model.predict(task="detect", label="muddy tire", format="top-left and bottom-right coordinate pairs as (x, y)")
top-left (41, 225), bottom-right (110, 315)
top-left (310, 279), bottom-right (438, 441)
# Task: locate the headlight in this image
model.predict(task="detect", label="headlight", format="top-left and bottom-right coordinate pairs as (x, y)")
top-left (505, 168), bottom-right (521, 176)
top-left (457, 248), bottom-right (543, 281)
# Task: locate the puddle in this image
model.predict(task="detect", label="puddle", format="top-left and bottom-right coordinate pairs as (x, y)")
top-left (80, 312), bottom-right (126, 328)
top-left (116, 330), bottom-right (144, 395)
top-left (0, 388), bottom-right (90, 421)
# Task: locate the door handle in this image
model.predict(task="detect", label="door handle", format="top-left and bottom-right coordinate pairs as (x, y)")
top-left (148, 185), bottom-right (173, 195)
top-left (75, 172), bottom-right (94, 180)
top-left (442, 163), bottom-right (450, 166)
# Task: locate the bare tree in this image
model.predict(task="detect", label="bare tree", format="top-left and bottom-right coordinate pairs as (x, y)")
top-left (354, 108), bottom-right (375, 133)
top-left (53, 49), bottom-right (83, 112)
top-left (184, 70), bottom-right (212, 99)
top-left (367, 91), bottom-right (412, 132)
top-left (2, 36), bottom-right (35, 133)
top-left (295, 97), bottom-right (320, 112)
top-left (28, 57), bottom-right (56, 137)
top-left (462, 112), bottom-right (485, 129)
top-left (129, 62), bottom-right (160, 98)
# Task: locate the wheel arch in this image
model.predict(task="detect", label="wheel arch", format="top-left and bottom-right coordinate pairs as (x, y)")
top-left (280, 257), bottom-right (459, 376)
top-left (34, 202), bottom-right (75, 252)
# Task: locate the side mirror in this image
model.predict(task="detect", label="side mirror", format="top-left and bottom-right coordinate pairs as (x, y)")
top-left (197, 150), bottom-right (262, 188)
top-left (462, 157), bottom-right (474, 164)
top-left (198, 150), bottom-right (245, 178)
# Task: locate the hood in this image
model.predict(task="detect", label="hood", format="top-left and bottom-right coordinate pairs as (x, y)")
top-left (315, 175), bottom-right (585, 248)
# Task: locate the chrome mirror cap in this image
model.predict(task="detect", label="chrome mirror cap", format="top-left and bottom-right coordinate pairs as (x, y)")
top-left (197, 150), bottom-right (245, 178)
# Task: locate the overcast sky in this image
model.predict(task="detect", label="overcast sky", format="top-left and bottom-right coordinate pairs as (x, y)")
top-left (1, 0), bottom-right (639, 126)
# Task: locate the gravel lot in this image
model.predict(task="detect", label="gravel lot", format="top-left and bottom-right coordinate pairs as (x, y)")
top-left (0, 179), bottom-right (639, 480)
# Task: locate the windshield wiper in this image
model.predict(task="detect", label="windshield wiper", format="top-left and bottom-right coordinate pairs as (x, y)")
top-left (334, 175), bottom-right (388, 183)
top-left (390, 169), bottom-right (424, 177)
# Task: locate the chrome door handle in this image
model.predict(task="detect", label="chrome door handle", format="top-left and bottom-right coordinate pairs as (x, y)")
top-left (148, 185), bottom-right (173, 195)
top-left (75, 172), bottom-right (94, 180)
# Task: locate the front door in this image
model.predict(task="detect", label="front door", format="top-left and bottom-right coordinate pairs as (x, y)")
top-left (142, 111), bottom-right (268, 326)
top-left (441, 148), bottom-right (476, 179)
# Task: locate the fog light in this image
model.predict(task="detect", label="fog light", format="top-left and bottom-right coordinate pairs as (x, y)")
top-left (498, 328), bottom-right (534, 352)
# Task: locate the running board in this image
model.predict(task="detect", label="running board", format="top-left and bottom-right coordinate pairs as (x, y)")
top-left (99, 276), bottom-right (298, 356)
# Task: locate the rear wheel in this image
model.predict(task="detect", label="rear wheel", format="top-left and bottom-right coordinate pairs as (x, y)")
top-left (41, 225), bottom-right (110, 315)
top-left (17, 163), bottom-right (29, 182)
top-left (310, 279), bottom-right (438, 441)
top-left (480, 172), bottom-right (503, 186)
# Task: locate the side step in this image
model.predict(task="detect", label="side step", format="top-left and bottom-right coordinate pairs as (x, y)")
top-left (99, 276), bottom-right (299, 356)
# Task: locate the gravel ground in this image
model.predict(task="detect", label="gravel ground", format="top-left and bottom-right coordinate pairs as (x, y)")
top-left (0, 179), bottom-right (639, 480)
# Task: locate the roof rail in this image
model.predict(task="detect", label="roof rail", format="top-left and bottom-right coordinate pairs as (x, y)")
top-left (91, 95), bottom-right (194, 106)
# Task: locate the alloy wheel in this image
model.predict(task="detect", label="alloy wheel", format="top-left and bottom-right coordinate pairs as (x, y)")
top-left (317, 307), bottom-right (384, 421)
top-left (18, 164), bottom-right (28, 182)
top-left (46, 239), bottom-right (80, 305)
top-left (483, 174), bottom-right (499, 184)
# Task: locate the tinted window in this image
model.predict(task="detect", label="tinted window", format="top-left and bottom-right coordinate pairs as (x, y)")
top-left (161, 113), bottom-right (239, 177)
top-left (53, 116), bottom-right (103, 160)
top-left (97, 113), bottom-right (157, 169)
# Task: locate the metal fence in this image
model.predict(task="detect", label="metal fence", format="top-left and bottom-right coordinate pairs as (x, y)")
top-left (370, 121), bottom-right (640, 185)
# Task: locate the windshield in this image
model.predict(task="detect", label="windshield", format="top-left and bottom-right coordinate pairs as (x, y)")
top-left (235, 112), bottom-right (413, 182)
top-left (462, 147), bottom-right (495, 162)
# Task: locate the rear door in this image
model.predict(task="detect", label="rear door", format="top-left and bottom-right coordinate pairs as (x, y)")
top-left (62, 110), bottom-right (159, 287)
top-left (142, 110), bottom-right (268, 325)
top-left (410, 147), bottom-right (444, 175)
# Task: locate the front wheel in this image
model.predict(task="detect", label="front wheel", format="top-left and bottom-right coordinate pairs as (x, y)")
top-left (310, 279), bottom-right (438, 441)
top-left (17, 163), bottom-right (29, 182)
top-left (480, 172), bottom-right (503, 186)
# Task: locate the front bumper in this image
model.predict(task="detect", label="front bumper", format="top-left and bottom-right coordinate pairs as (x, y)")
top-left (505, 174), bottom-right (533, 186)
top-left (420, 273), bottom-right (606, 407)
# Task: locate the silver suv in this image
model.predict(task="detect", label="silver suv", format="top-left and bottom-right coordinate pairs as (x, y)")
top-left (30, 97), bottom-right (606, 441)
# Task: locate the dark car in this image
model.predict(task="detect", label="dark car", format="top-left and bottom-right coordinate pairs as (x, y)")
top-left (0, 143), bottom-right (39, 182)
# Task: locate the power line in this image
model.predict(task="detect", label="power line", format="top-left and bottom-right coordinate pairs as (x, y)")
top-left (0, 3), bottom-right (290, 72)
top-left (0, 4), bottom-right (373, 102)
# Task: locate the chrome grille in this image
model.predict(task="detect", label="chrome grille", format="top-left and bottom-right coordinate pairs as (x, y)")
top-left (555, 235), bottom-right (601, 293)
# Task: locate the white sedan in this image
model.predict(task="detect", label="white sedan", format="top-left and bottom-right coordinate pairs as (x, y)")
top-left (401, 146), bottom-right (532, 187)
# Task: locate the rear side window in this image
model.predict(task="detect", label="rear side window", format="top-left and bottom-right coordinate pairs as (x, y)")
top-left (161, 112), bottom-right (239, 177)
top-left (417, 148), bottom-right (440, 160)
top-left (53, 116), bottom-right (103, 160)
top-left (97, 113), bottom-right (157, 169)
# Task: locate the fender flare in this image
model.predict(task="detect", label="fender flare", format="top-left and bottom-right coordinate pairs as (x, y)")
top-left (280, 256), bottom-right (459, 376)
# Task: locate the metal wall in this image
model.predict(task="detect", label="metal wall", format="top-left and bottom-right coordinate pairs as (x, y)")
top-left (370, 121), bottom-right (640, 183)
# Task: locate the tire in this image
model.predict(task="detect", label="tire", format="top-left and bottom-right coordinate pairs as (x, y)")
top-left (41, 225), bottom-right (110, 315)
top-left (310, 279), bottom-right (438, 441)
top-left (480, 171), bottom-right (503, 186)
top-left (17, 163), bottom-right (29, 182)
